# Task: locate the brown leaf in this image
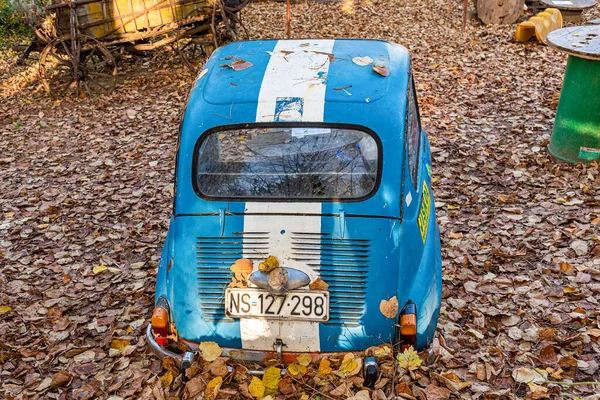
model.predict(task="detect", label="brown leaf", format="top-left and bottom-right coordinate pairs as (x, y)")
top-left (230, 60), bottom-right (253, 71)
top-left (278, 377), bottom-right (295, 395)
top-left (539, 345), bottom-right (558, 365)
top-left (372, 64), bottom-right (390, 77)
top-left (208, 358), bottom-right (229, 377)
top-left (423, 384), bottom-right (451, 400)
top-left (379, 296), bottom-right (398, 318)
top-left (50, 370), bottom-right (72, 389)
top-left (309, 278), bottom-right (329, 291)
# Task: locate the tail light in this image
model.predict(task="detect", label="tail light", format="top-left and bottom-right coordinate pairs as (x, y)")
top-left (152, 297), bottom-right (170, 346)
top-left (398, 300), bottom-right (417, 351)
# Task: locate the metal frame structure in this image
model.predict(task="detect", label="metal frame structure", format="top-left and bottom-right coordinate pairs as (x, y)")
top-left (20, 0), bottom-right (250, 97)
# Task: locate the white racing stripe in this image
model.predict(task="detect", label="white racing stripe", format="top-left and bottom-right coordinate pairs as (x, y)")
top-left (255, 40), bottom-right (335, 122)
top-left (241, 205), bottom-right (322, 352)
top-left (240, 42), bottom-right (333, 351)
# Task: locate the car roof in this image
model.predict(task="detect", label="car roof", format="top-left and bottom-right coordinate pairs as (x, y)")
top-left (187, 39), bottom-right (411, 126)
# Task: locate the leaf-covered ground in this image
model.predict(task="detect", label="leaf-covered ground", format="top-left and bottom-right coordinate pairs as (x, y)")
top-left (1, 1), bottom-right (600, 399)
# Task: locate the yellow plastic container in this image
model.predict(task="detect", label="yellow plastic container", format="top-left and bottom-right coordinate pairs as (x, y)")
top-left (515, 8), bottom-right (562, 44)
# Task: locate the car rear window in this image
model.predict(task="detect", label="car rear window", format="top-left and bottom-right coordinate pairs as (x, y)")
top-left (194, 125), bottom-right (380, 200)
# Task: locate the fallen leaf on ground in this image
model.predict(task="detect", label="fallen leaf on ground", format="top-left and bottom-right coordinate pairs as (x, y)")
top-left (396, 346), bottom-right (422, 371)
top-left (199, 341), bottom-right (222, 362)
top-left (205, 376), bottom-right (222, 400)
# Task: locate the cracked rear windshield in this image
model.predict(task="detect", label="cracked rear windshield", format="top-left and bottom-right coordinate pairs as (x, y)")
top-left (195, 126), bottom-right (380, 199)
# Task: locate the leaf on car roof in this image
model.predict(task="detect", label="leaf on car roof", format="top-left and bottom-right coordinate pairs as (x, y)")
top-left (199, 341), bottom-right (222, 362)
top-left (352, 56), bottom-right (373, 66)
top-left (372, 64), bottom-right (390, 77)
top-left (379, 296), bottom-right (398, 318)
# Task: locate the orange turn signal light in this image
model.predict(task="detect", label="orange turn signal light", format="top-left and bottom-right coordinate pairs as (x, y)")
top-left (152, 306), bottom-right (169, 329)
top-left (400, 314), bottom-right (417, 336)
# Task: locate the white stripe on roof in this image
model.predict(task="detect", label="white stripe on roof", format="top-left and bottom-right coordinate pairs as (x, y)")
top-left (255, 40), bottom-right (335, 123)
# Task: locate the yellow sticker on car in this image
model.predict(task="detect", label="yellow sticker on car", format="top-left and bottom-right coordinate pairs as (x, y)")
top-left (417, 181), bottom-right (431, 243)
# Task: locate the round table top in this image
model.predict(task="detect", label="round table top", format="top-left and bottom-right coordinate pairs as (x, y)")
top-left (547, 26), bottom-right (600, 60)
top-left (540, 0), bottom-right (596, 9)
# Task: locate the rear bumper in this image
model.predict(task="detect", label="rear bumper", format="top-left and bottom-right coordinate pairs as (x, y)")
top-left (146, 324), bottom-right (354, 371)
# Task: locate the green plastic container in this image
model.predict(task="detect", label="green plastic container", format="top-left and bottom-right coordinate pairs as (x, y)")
top-left (548, 56), bottom-right (600, 163)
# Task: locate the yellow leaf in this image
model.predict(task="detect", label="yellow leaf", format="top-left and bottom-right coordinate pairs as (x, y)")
top-left (0, 306), bottom-right (12, 315)
top-left (6, 212), bottom-right (14, 218)
top-left (262, 366), bottom-right (281, 390)
top-left (338, 353), bottom-right (361, 376)
top-left (258, 255), bottom-right (279, 272)
top-left (160, 371), bottom-right (173, 388)
top-left (126, 326), bottom-right (133, 333)
top-left (205, 376), bottom-right (223, 400)
top-left (396, 346), bottom-right (422, 371)
top-left (299, 395), bottom-right (309, 400)
top-left (374, 345), bottom-right (392, 358)
top-left (110, 339), bottom-right (131, 353)
top-left (288, 363), bottom-right (307, 376)
top-left (448, 204), bottom-right (460, 210)
top-left (248, 376), bottom-right (265, 398)
top-left (93, 265), bottom-right (107, 274)
top-left (296, 353), bottom-right (312, 367)
top-left (199, 341), bottom-right (222, 362)
top-left (317, 358), bottom-right (332, 375)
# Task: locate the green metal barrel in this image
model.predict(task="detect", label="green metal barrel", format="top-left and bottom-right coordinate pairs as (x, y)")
top-left (548, 55), bottom-right (600, 163)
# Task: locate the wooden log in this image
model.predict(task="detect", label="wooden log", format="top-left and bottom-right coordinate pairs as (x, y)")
top-left (477, 0), bottom-right (523, 24)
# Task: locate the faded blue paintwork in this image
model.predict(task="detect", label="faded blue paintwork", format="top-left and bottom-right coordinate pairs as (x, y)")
top-left (154, 39), bottom-right (442, 353)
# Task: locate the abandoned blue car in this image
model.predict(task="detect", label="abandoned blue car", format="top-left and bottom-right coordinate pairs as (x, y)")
top-left (147, 39), bottom-right (442, 372)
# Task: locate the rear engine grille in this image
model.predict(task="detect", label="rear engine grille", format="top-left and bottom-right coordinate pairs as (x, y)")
top-left (291, 232), bottom-right (369, 326)
top-left (196, 233), bottom-right (269, 320)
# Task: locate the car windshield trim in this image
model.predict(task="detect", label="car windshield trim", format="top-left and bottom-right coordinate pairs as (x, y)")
top-left (191, 123), bottom-right (383, 203)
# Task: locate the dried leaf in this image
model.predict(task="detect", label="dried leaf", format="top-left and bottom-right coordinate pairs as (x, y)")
top-left (160, 371), bottom-right (173, 388)
top-left (208, 358), bottom-right (229, 377)
top-left (396, 346), bottom-right (422, 371)
top-left (258, 255), bottom-right (279, 272)
top-left (199, 341), bottom-right (222, 362)
top-left (309, 278), bottom-right (329, 291)
top-left (318, 358), bottom-right (332, 375)
top-left (372, 64), bottom-right (389, 77)
top-left (337, 353), bottom-right (361, 376)
top-left (205, 376), bottom-right (223, 400)
top-left (230, 258), bottom-right (253, 275)
top-left (296, 353), bottom-right (312, 367)
top-left (0, 306), bottom-right (11, 315)
top-left (230, 59), bottom-right (253, 71)
top-left (288, 363), bottom-right (306, 376)
top-left (379, 296), bottom-right (398, 318)
top-left (248, 376), bottom-right (265, 398)
top-left (110, 339), bottom-right (131, 353)
top-left (92, 265), bottom-right (107, 274)
top-left (352, 56), bottom-right (373, 66)
top-left (50, 370), bottom-right (72, 389)
top-left (262, 366), bottom-right (281, 390)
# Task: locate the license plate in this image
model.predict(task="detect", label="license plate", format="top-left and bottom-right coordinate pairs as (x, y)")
top-left (225, 288), bottom-right (329, 322)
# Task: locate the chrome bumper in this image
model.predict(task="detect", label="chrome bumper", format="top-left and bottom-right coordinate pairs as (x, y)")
top-left (145, 324), bottom-right (282, 375)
